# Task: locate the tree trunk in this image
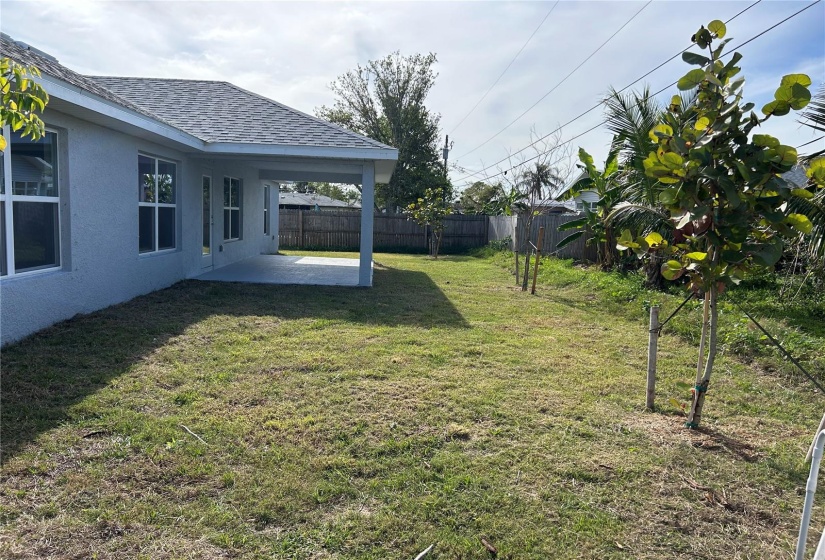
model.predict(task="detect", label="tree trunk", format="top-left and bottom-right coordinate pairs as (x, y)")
top-left (686, 286), bottom-right (718, 429)
top-left (643, 253), bottom-right (666, 290)
top-left (521, 250), bottom-right (531, 291)
top-left (433, 230), bottom-right (443, 260)
top-left (601, 227), bottom-right (615, 271)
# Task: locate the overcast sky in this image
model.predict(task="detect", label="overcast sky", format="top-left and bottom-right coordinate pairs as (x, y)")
top-left (2, 0), bottom-right (823, 190)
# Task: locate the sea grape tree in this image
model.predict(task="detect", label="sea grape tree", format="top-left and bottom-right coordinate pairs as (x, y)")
top-left (618, 20), bottom-right (823, 427)
top-left (1, 57), bottom-right (49, 152)
top-left (405, 187), bottom-right (452, 259)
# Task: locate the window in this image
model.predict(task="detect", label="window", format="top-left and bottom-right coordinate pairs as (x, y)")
top-left (223, 176), bottom-right (241, 241)
top-left (1, 127), bottom-right (62, 277)
top-left (576, 200), bottom-right (598, 213)
top-left (263, 185), bottom-right (269, 235)
top-left (138, 154), bottom-right (176, 253)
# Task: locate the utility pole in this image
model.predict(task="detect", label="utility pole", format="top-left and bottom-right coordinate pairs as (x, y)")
top-left (442, 135), bottom-right (450, 175)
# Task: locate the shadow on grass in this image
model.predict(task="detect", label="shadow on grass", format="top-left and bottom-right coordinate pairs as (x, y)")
top-left (0, 265), bottom-right (466, 464)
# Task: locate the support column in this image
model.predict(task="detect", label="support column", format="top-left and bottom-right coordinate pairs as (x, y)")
top-left (359, 162), bottom-right (375, 287)
top-left (271, 183), bottom-right (280, 253)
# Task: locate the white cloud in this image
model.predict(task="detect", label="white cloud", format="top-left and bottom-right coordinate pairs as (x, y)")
top-left (1, 0), bottom-right (822, 187)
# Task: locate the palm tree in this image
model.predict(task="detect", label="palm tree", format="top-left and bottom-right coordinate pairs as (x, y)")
top-left (799, 85), bottom-right (825, 162)
top-left (789, 85), bottom-right (825, 269)
top-left (518, 161), bottom-right (564, 290)
top-left (601, 87), bottom-right (677, 287)
top-left (603, 86), bottom-right (662, 206)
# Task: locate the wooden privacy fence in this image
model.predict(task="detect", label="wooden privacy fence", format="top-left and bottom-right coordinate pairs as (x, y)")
top-left (279, 210), bottom-right (488, 253)
top-left (487, 214), bottom-right (599, 262)
top-left (278, 209), bottom-right (597, 261)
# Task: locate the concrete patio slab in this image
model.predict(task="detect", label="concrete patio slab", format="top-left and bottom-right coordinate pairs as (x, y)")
top-left (195, 255), bottom-right (369, 286)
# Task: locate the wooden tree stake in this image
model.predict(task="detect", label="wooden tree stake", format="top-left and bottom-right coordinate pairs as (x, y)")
top-left (646, 306), bottom-right (660, 410)
top-left (515, 251), bottom-right (520, 285)
top-left (531, 227), bottom-right (545, 295)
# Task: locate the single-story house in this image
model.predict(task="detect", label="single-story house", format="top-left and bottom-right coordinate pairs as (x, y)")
top-left (279, 192), bottom-right (361, 211)
top-left (782, 164), bottom-right (809, 188)
top-left (0, 35), bottom-right (397, 346)
top-left (555, 170), bottom-right (598, 213)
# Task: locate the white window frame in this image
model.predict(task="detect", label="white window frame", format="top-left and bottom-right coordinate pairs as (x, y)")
top-left (224, 176), bottom-right (241, 242)
top-left (138, 153), bottom-right (177, 255)
top-left (1, 125), bottom-right (62, 279)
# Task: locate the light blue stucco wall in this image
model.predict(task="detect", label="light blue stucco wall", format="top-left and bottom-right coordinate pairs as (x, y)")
top-left (0, 110), bottom-right (270, 346)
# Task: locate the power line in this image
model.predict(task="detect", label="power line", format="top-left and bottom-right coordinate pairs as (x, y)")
top-left (455, 0), bottom-right (763, 184)
top-left (460, 1), bottom-right (822, 188)
top-left (454, 0), bottom-right (653, 161)
top-left (448, 1), bottom-right (560, 136)
top-left (457, 0), bottom-right (819, 187)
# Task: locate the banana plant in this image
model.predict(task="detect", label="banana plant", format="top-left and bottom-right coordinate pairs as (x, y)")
top-left (557, 147), bottom-right (622, 268)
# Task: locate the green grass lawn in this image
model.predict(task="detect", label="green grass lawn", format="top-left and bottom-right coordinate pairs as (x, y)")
top-left (1, 252), bottom-right (823, 559)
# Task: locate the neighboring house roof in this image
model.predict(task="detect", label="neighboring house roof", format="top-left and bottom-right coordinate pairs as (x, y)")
top-left (536, 199), bottom-right (577, 212)
top-left (279, 192), bottom-right (361, 209)
top-left (89, 76), bottom-right (393, 150)
top-left (782, 165), bottom-right (809, 188)
top-left (555, 170), bottom-right (589, 198)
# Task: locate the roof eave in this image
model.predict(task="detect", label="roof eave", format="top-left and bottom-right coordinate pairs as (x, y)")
top-left (39, 74), bottom-right (205, 150)
top-left (37, 74), bottom-right (399, 182)
top-left (202, 142), bottom-right (398, 160)
top-left (205, 143), bottom-right (398, 183)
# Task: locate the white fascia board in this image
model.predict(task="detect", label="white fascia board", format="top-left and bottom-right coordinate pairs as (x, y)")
top-left (375, 159), bottom-right (397, 184)
top-left (203, 142), bottom-right (398, 161)
top-left (39, 75), bottom-right (204, 149)
top-left (38, 74), bottom-right (400, 179)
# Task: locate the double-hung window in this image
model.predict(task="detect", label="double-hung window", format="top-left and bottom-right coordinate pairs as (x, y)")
top-left (139, 154), bottom-right (176, 253)
top-left (223, 177), bottom-right (241, 241)
top-left (1, 127), bottom-right (62, 277)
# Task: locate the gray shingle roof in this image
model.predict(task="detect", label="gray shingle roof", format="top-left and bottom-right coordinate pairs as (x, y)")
top-left (279, 192), bottom-right (360, 209)
top-left (0, 34), bottom-right (175, 127)
top-left (89, 76), bottom-right (392, 150)
top-left (1, 34), bottom-right (394, 152)
top-left (782, 165), bottom-right (809, 188)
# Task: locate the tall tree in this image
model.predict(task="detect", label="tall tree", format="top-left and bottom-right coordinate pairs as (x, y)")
top-left (459, 181), bottom-right (505, 214)
top-left (316, 52), bottom-right (446, 212)
top-left (312, 182), bottom-right (360, 206)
